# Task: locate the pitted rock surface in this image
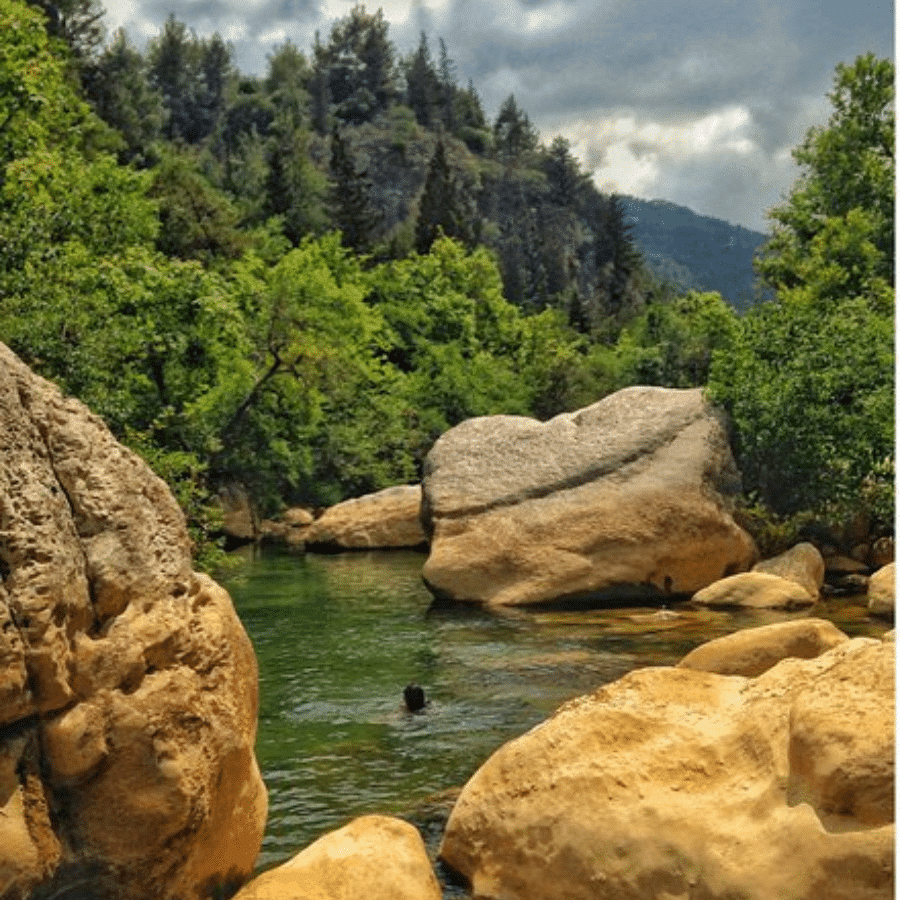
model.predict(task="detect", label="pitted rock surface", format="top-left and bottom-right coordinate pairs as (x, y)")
top-left (440, 637), bottom-right (894, 900)
top-left (0, 343), bottom-right (267, 900)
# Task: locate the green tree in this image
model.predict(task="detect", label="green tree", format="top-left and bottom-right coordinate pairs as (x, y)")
top-left (0, 0), bottom-right (102, 168)
top-left (757, 54), bottom-right (894, 305)
top-left (27, 0), bottom-right (105, 63)
top-left (311, 4), bottom-right (397, 126)
top-left (368, 238), bottom-right (531, 439)
top-left (85, 28), bottom-right (164, 165)
top-left (219, 234), bottom-right (388, 506)
top-left (147, 147), bottom-right (248, 263)
top-left (147, 15), bottom-right (234, 144)
top-left (414, 138), bottom-right (476, 254)
top-left (493, 94), bottom-right (538, 160)
top-left (404, 32), bottom-right (441, 128)
top-left (329, 127), bottom-right (380, 253)
top-left (708, 55), bottom-right (895, 530)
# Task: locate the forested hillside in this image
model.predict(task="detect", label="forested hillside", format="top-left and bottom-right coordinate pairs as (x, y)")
top-left (1, 0), bottom-right (893, 563)
top-left (623, 198), bottom-right (768, 310)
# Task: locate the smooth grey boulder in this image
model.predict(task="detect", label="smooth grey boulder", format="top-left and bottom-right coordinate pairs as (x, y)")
top-left (421, 386), bottom-right (756, 607)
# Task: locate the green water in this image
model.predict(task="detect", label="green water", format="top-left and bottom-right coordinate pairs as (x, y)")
top-left (225, 547), bottom-right (888, 872)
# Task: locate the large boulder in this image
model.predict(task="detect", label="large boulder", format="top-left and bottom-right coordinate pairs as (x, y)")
top-left (232, 815), bottom-right (442, 900)
top-left (677, 618), bottom-right (849, 676)
top-left (0, 344), bottom-right (267, 900)
top-left (304, 485), bottom-right (427, 550)
top-left (421, 386), bottom-right (756, 607)
top-left (440, 638), bottom-right (894, 900)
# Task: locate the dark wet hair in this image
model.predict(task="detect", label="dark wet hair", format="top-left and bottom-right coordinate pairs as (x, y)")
top-left (403, 683), bottom-right (426, 712)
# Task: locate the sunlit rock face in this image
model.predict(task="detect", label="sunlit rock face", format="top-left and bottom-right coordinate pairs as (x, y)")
top-left (0, 343), bottom-right (267, 900)
top-left (232, 815), bottom-right (443, 900)
top-left (304, 484), bottom-right (427, 550)
top-left (440, 637), bottom-right (894, 900)
top-left (421, 386), bottom-right (756, 607)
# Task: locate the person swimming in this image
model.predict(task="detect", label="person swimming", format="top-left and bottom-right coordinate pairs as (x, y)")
top-left (403, 683), bottom-right (428, 713)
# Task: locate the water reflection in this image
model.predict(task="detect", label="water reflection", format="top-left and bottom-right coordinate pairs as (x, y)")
top-left (225, 547), bottom-right (887, 873)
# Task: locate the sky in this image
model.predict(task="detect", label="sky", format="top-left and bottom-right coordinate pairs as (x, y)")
top-left (101, 0), bottom-right (894, 233)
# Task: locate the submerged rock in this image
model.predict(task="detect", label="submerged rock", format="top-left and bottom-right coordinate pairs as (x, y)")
top-left (0, 343), bottom-right (267, 900)
top-left (440, 638), bottom-right (894, 900)
top-left (421, 386), bottom-right (756, 607)
top-left (677, 617), bottom-right (848, 676)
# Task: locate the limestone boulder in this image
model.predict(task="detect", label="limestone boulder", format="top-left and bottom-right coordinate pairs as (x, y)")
top-left (421, 386), bottom-right (756, 607)
top-left (440, 638), bottom-right (894, 900)
top-left (218, 482), bottom-right (258, 545)
top-left (0, 344), bottom-right (267, 900)
top-left (232, 815), bottom-right (442, 900)
top-left (868, 563), bottom-right (895, 619)
top-left (691, 571), bottom-right (817, 609)
top-left (752, 541), bottom-right (824, 599)
top-left (677, 618), bottom-right (849, 676)
top-left (304, 485), bottom-right (427, 550)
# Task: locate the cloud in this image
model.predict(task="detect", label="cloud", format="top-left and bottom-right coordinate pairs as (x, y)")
top-left (101, 0), bottom-right (894, 231)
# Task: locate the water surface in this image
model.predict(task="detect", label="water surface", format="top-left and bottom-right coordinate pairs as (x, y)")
top-left (225, 547), bottom-right (887, 872)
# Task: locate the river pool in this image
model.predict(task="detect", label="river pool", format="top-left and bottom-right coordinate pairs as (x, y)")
top-left (224, 546), bottom-right (887, 876)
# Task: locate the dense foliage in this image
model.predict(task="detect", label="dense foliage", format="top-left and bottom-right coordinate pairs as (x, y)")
top-left (1, 0), bottom-right (893, 563)
top-left (708, 54), bottom-right (894, 534)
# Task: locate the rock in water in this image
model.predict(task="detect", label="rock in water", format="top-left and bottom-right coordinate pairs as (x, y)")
top-left (421, 386), bottom-right (756, 606)
top-left (440, 638), bottom-right (894, 900)
top-left (0, 344), bottom-right (267, 900)
top-left (304, 484), bottom-right (427, 550)
top-left (232, 815), bottom-right (442, 900)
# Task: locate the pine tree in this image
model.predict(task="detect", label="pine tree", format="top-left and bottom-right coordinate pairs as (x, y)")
top-left (404, 32), bottom-right (441, 127)
top-left (493, 94), bottom-right (538, 159)
top-left (329, 127), bottom-right (380, 253)
top-left (84, 28), bottom-right (164, 165)
top-left (312, 4), bottom-right (397, 125)
top-left (594, 194), bottom-right (644, 323)
top-left (414, 139), bottom-right (476, 255)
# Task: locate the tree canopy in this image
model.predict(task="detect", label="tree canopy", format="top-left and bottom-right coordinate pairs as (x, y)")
top-left (1, 0), bottom-right (890, 565)
top-left (708, 54), bottom-right (894, 530)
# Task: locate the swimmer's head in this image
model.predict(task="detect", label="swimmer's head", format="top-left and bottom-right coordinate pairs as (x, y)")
top-left (403, 683), bottom-right (426, 713)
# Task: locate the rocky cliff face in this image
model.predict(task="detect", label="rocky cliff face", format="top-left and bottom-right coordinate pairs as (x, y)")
top-left (421, 386), bottom-right (757, 606)
top-left (0, 344), bottom-right (267, 899)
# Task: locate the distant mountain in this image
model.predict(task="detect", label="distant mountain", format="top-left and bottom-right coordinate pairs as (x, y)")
top-left (623, 197), bottom-right (769, 311)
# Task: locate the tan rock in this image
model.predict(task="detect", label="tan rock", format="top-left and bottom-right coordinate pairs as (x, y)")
top-left (218, 483), bottom-right (258, 543)
top-left (870, 536), bottom-right (895, 568)
top-left (440, 639), bottom-right (894, 900)
top-left (422, 387), bottom-right (756, 607)
top-left (233, 815), bottom-right (442, 900)
top-left (788, 640), bottom-right (894, 827)
top-left (868, 563), bottom-right (895, 619)
top-left (752, 541), bottom-right (824, 598)
top-left (825, 553), bottom-right (869, 575)
top-left (691, 571), bottom-right (817, 609)
top-left (0, 343), bottom-right (267, 900)
top-left (304, 485), bottom-right (427, 550)
top-left (678, 618), bottom-right (848, 676)
top-left (282, 507), bottom-right (315, 527)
